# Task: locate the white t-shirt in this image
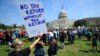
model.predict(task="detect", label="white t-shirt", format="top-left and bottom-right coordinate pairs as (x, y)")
top-left (48, 31), bottom-right (54, 39)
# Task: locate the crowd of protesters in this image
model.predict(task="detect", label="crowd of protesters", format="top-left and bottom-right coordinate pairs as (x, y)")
top-left (0, 29), bottom-right (26, 44)
top-left (0, 26), bottom-right (100, 56)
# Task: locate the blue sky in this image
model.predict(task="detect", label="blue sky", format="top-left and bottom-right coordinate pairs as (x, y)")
top-left (0, 0), bottom-right (100, 25)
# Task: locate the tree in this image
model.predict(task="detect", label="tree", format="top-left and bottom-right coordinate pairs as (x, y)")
top-left (17, 24), bottom-right (25, 29)
top-left (74, 20), bottom-right (88, 27)
top-left (22, 24), bottom-right (25, 29)
top-left (0, 23), bottom-right (6, 29)
top-left (13, 24), bottom-right (17, 28)
top-left (46, 22), bottom-right (49, 27)
top-left (95, 19), bottom-right (100, 29)
top-left (0, 23), bottom-right (13, 29)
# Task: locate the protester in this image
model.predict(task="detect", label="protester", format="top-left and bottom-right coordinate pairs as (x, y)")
top-left (93, 31), bottom-right (99, 40)
top-left (33, 40), bottom-right (45, 56)
top-left (8, 34), bottom-right (42, 56)
top-left (70, 29), bottom-right (75, 44)
top-left (92, 34), bottom-right (98, 52)
top-left (77, 29), bottom-right (83, 39)
top-left (8, 37), bottom-right (16, 53)
top-left (20, 30), bottom-right (25, 38)
top-left (48, 29), bottom-right (54, 45)
top-left (48, 39), bottom-right (58, 56)
top-left (59, 30), bottom-right (66, 49)
top-left (67, 29), bottom-right (71, 44)
top-left (42, 34), bottom-right (47, 45)
top-left (14, 30), bottom-right (20, 38)
top-left (0, 31), bottom-right (4, 44)
top-left (87, 30), bottom-right (92, 41)
top-left (5, 29), bottom-right (13, 44)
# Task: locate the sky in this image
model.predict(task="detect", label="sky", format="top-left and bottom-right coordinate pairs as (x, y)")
top-left (0, 0), bottom-right (100, 25)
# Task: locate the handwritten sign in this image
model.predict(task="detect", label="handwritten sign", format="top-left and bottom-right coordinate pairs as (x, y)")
top-left (17, 0), bottom-right (47, 38)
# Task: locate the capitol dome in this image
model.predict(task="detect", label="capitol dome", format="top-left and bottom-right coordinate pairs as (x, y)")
top-left (58, 6), bottom-right (67, 19)
top-left (47, 5), bottom-right (74, 29)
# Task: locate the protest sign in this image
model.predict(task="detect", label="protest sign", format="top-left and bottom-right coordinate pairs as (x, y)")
top-left (17, 0), bottom-right (47, 38)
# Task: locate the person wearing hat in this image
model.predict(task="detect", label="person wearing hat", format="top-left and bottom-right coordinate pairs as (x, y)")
top-left (8, 34), bottom-right (42, 56)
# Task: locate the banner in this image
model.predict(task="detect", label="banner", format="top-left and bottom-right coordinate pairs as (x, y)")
top-left (17, 0), bottom-right (47, 38)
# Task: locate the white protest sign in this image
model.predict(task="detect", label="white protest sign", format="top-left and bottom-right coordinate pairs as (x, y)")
top-left (17, 0), bottom-right (47, 38)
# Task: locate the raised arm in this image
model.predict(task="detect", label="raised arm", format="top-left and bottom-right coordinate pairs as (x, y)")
top-left (29, 35), bottom-right (41, 50)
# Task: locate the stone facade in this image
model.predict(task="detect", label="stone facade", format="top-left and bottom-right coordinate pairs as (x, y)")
top-left (47, 6), bottom-right (74, 29)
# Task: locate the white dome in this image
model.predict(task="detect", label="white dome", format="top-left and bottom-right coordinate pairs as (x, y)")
top-left (58, 9), bottom-right (67, 19)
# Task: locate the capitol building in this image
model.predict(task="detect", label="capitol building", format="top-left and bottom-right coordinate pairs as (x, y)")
top-left (47, 6), bottom-right (74, 29)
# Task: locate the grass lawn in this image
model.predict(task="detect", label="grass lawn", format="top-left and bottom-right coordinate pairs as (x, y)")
top-left (0, 37), bottom-right (100, 56)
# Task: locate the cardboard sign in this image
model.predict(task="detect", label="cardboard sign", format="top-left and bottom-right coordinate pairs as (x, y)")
top-left (17, 0), bottom-right (47, 38)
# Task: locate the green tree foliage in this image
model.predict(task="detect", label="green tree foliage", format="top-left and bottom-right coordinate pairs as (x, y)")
top-left (0, 23), bottom-right (26, 29)
top-left (95, 19), bottom-right (100, 29)
top-left (0, 23), bottom-right (6, 29)
top-left (74, 20), bottom-right (88, 27)
top-left (0, 23), bottom-right (13, 29)
top-left (13, 24), bottom-right (17, 28)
